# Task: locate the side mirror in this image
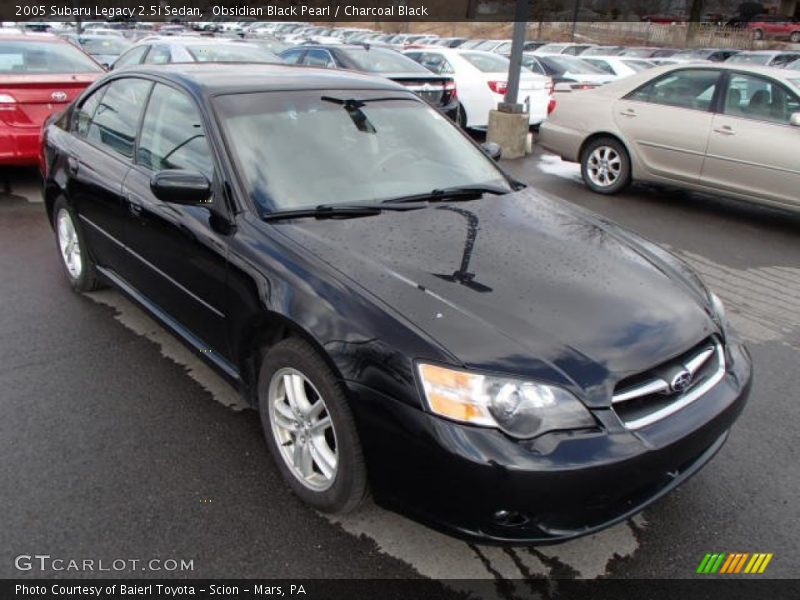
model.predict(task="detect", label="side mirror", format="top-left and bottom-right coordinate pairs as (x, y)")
top-left (791, 112), bottom-right (800, 127)
top-left (150, 170), bottom-right (212, 205)
top-left (481, 142), bottom-right (502, 161)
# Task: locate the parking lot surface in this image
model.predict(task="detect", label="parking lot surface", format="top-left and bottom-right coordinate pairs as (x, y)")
top-left (1, 147), bottom-right (798, 590)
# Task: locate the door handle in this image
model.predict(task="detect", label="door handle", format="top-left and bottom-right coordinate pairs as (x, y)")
top-left (619, 109), bottom-right (637, 117)
top-left (713, 125), bottom-right (735, 135)
top-left (125, 193), bottom-right (144, 217)
top-left (66, 156), bottom-right (79, 175)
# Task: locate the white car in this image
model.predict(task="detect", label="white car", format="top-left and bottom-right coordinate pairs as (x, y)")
top-left (404, 48), bottom-right (553, 128)
top-left (580, 56), bottom-right (657, 80)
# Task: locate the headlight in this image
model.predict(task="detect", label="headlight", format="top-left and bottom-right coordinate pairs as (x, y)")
top-left (417, 363), bottom-right (596, 439)
top-left (709, 291), bottom-right (731, 334)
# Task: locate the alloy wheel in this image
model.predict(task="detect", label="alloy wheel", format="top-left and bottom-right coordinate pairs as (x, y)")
top-left (586, 146), bottom-right (623, 188)
top-left (56, 208), bottom-right (83, 280)
top-left (268, 367), bottom-right (338, 491)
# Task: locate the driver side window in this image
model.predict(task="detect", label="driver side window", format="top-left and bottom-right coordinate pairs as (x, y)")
top-left (136, 83), bottom-right (214, 177)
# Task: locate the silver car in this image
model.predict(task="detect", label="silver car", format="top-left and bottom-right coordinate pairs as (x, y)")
top-left (540, 64), bottom-right (800, 212)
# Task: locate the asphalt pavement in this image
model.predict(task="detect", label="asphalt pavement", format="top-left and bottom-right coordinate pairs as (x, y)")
top-left (1, 146), bottom-right (797, 592)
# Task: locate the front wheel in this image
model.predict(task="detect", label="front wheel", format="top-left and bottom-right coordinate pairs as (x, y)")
top-left (581, 137), bottom-right (631, 195)
top-left (790, 31), bottom-right (800, 43)
top-left (258, 338), bottom-right (367, 514)
top-left (753, 28), bottom-right (764, 40)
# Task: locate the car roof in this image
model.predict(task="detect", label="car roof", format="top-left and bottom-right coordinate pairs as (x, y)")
top-left (113, 63), bottom-right (406, 95)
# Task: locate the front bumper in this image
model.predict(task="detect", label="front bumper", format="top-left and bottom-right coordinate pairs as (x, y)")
top-left (346, 340), bottom-right (752, 545)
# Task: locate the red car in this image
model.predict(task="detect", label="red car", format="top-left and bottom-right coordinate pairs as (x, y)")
top-left (747, 14), bottom-right (800, 42)
top-left (0, 34), bottom-right (103, 166)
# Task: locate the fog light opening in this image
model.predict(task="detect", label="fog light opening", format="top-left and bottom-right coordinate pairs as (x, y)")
top-left (492, 510), bottom-right (530, 527)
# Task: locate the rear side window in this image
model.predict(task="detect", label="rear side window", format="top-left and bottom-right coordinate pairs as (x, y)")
top-left (627, 69), bottom-right (720, 111)
top-left (723, 73), bottom-right (800, 124)
top-left (281, 49), bottom-right (305, 64)
top-left (88, 78), bottom-right (152, 158)
top-left (418, 52), bottom-right (454, 75)
top-left (113, 45), bottom-right (148, 68)
top-left (303, 49), bottom-right (334, 68)
top-left (136, 83), bottom-right (214, 177)
top-left (144, 44), bottom-right (171, 64)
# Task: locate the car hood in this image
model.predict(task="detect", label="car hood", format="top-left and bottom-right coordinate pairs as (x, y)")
top-left (275, 189), bottom-right (716, 406)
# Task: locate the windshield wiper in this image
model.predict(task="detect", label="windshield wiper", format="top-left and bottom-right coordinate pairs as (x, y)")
top-left (380, 184), bottom-right (510, 205)
top-left (263, 203), bottom-right (418, 222)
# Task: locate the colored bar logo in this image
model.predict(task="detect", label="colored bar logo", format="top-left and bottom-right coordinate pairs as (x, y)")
top-left (696, 552), bottom-right (773, 574)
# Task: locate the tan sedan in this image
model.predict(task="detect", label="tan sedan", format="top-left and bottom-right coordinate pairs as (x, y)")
top-left (539, 63), bottom-right (800, 212)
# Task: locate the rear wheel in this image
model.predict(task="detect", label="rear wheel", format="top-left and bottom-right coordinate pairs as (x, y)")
top-left (258, 338), bottom-right (367, 514)
top-left (52, 197), bottom-right (102, 292)
top-left (790, 31), bottom-right (800, 43)
top-left (581, 137), bottom-right (631, 195)
top-left (753, 28), bottom-right (764, 40)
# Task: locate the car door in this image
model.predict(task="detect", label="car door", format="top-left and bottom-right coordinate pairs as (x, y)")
top-left (701, 72), bottom-right (800, 208)
top-left (67, 78), bottom-right (152, 280)
top-left (614, 68), bottom-right (721, 183)
top-left (121, 82), bottom-right (232, 361)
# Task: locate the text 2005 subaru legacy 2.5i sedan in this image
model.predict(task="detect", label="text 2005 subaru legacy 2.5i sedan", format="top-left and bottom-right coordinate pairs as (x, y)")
top-left (41, 64), bottom-right (751, 544)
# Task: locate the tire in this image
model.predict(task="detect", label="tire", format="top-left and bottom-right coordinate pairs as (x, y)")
top-left (580, 137), bottom-right (631, 195)
top-left (790, 31), bottom-right (800, 43)
top-left (457, 103), bottom-right (468, 129)
top-left (258, 337), bottom-right (367, 514)
top-left (52, 197), bottom-right (103, 292)
top-left (753, 28), bottom-right (764, 40)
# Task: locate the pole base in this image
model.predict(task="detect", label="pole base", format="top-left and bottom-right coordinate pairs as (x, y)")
top-left (486, 110), bottom-right (529, 160)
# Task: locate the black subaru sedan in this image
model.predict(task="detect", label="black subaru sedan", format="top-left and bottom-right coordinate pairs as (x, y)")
top-left (41, 64), bottom-right (751, 544)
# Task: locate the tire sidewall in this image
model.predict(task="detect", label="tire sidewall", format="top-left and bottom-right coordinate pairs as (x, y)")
top-left (258, 339), bottom-right (366, 513)
top-left (581, 138), bottom-right (631, 195)
top-left (52, 197), bottom-right (96, 291)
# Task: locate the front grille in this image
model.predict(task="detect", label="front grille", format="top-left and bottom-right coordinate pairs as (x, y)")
top-left (612, 337), bottom-right (726, 429)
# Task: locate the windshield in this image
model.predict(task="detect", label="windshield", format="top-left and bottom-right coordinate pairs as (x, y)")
top-left (727, 53), bottom-right (772, 65)
top-left (343, 47), bottom-right (428, 73)
top-left (622, 59), bottom-right (654, 72)
top-left (215, 91), bottom-right (510, 214)
top-left (0, 40), bottom-right (102, 73)
top-left (673, 49), bottom-right (708, 59)
top-left (187, 44), bottom-right (280, 63)
top-left (79, 36), bottom-right (129, 55)
top-left (542, 55), bottom-right (607, 74)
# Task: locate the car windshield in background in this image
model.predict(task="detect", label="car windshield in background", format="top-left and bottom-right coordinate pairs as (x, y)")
top-left (186, 44), bottom-right (281, 63)
top-left (79, 36), bottom-right (129, 55)
top-left (460, 52), bottom-right (517, 72)
top-left (215, 91), bottom-right (510, 213)
top-left (343, 48), bottom-right (429, 73)
top-left (0, 40), bottom-right (103, 73)
top-left (726, 54), bottom-right (772, 65)
top-left (623, 59), bottom-right (654, 72)
top-left (542, 55), bottom-right (607, 74)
